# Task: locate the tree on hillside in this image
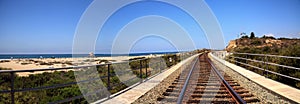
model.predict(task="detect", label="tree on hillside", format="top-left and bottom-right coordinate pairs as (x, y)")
top-left (241, 35), bottom-right (249, 39)
top-left (240, 32), bottom-right (246, 37)
top-left (239, 32), bottom-right (248, 38)
top-left (250, 32), bottom-right (255, 39)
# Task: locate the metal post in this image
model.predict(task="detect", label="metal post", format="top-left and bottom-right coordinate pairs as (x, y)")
top-left (266, 58), bottom-right (269, 77)
top-left (246, 54), bottom-right (248, 69)
top-left (234, 54), bottom-right (237, 65)
top-left (145, 59), bottom-right (148, 78)
top-left (265, 55), bottom-right (268, 77)
top-left (159, 59), bottom-right (162, 73)
top-left (10, 72), bottom-right (15, 104)
top-left (139, 60), bottom-right (142, 82)
top-left (263, 54), bottom-right (266, 76)
top-left (107, 64), bottom-right (111, 90)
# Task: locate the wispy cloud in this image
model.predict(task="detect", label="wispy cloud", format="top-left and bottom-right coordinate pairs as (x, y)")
top-left (269, 33), bottom-right (300, 38)
top-left (286, 33), bottom-right (300, 38)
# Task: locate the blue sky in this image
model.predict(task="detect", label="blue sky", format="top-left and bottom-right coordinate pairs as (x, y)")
top-left (0, 0), bottom-right (299, 54)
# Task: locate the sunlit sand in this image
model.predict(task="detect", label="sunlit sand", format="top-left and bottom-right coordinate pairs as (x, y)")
top-left (0, 54), bottom-right (161, 76)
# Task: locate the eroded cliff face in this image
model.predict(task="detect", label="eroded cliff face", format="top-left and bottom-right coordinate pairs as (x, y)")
top-left (225, 38), bottom-right (299, 52)
top-left (226, 40), bottom-right (237, 51)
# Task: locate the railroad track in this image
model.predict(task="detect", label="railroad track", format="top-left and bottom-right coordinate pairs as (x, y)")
top-left (157, 53), bottom-right (259, 104)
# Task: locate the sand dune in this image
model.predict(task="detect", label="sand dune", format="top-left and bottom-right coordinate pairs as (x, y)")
top-left (0, 55), bottom-right (160, 76)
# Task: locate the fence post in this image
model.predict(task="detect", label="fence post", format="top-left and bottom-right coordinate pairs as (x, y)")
top-left (263, 54), bottom-right (266, 77)
top-left (10, 72), bottom-right (15, 104)
top-left (107, 64), bottom-right (111, 91)
top-left (246, 54), bottom-right (248, 69)
top-left (145, 59), bottom-right (148, 78)
top-left (159, 58), bottom-right (162, 73)
top-left (139, 60), bottom-right (142, 83)
top-left (265, 55), bottom-right (268, 77)
top-left (234, 53), bottom-right (237, 65)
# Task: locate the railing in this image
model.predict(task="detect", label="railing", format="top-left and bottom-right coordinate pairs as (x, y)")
top-left (212, 51), bottom-right (300, 87)
top-left (0, 52), bottom-right (197, 104)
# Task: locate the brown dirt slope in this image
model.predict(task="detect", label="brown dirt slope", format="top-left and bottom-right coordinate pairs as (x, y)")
top-left (226, 37), bottom-right (300, 52)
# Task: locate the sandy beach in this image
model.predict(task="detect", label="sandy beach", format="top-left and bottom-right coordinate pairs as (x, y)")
top-left (0, 54), bottom-right (161, 76)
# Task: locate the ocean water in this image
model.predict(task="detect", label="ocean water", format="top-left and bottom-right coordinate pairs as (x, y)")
top-left (0, 52), bottom-right (178, 59)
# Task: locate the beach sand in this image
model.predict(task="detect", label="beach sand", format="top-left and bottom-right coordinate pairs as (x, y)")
top-left (0, 54), bottom-right (161, 76)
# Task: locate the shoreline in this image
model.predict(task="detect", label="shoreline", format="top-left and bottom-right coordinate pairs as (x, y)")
top-left (0, 54), bottom-right (162, 77)
top-left (0, 52), bottom-right (179, 60)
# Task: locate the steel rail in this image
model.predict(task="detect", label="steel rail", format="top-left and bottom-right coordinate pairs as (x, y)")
top-left (176, 55), bottom-right (199, 104)
top-left (207, 55), bottom-right (246, 104)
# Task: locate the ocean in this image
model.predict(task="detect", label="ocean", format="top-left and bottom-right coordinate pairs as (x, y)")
top-left (0, 52), bottom-right (178, 59)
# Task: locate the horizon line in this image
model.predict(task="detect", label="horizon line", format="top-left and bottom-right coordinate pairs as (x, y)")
top-left (0, 50), bottom-right (189, 55)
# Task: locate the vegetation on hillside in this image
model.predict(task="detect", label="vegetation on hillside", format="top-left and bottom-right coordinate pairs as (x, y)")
top-left (226, 33), bottom-right (300, 89)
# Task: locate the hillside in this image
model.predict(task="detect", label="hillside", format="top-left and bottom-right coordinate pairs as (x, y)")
top-left (225, 36), bottom-right (300, 89)
top-left (226, 37), bottom-right (300, 56)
